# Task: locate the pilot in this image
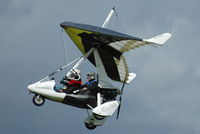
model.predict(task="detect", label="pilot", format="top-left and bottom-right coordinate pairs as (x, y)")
top-left (83, 72), bottom-right (98, 90)
top-left (59, 69), bottom-right (82, 93)
top-left (73, 72), bottom-right (99, 94)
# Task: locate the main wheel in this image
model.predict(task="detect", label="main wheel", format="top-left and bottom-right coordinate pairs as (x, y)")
top-left (85, 123), bottom-right (96, 130)
top-left (32, 94), bottom-right (45, 106)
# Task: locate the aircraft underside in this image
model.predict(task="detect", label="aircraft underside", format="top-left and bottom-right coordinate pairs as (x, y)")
top-left (28, 80), bottom-right (119, 130)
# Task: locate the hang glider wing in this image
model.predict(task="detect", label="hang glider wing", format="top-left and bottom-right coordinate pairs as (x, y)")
top-left (60, 22), bottom-right (171, 83)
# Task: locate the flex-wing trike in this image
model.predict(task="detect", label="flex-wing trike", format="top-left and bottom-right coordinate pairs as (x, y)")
top-left (27, 48), bottom-right (125, 130)
top-left (27, 8), bottom-right (171, 130)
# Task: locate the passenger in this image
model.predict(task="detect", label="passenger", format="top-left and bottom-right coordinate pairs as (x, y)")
top-left (59, 69), bottom-right (82, 94)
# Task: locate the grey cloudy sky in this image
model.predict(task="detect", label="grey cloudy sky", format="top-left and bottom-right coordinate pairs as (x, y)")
top-left (1, 0), bottom-right (200, 134)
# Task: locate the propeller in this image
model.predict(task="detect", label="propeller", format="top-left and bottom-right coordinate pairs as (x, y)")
top-left (116, 75), bottom-right (127, 120)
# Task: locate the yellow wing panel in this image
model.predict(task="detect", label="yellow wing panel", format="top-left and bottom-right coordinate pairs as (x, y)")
top-left (63, 27), bottom-right (92, 55)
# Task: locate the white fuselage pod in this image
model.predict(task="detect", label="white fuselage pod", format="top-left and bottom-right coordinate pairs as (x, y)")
top-left (27, 80), bottom-right (66, 102)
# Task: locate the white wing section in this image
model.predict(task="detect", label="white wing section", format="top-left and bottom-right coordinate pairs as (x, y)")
top-left (94, 49), bottom-right (136, 84)
top-left (108, 33), bottom-right (172, 53)
top-left (108, 40), bottom-right (145, 53)
top-left (114, 56), bottom-right (127, 82)
top-left (94, 33), bottom-right (171, 84)
top-left (114, 56), bottom-right (132, 83)
top-left (143, 33), bottom-right (172, 45)
top-left (127, 73), bottom-right (136, 83)
top-left (93, 49), bottom-right (116, 88)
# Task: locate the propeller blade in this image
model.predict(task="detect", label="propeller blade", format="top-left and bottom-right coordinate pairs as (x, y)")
top-left (116, 75), bottom-right (127, 120)
top-left (116, 100), bottom-right (121, 119)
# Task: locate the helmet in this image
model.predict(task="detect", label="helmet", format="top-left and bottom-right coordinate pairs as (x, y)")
top-left (66, 69), bottom-right (81, 80)
top-left (73, 69), bottom-right (80, 74)
top-left (87, 72), bottom-right (96, 79)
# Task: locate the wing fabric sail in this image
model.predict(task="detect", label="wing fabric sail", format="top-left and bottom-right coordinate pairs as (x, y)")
top-left (60, 22), bottom-right (170, 83)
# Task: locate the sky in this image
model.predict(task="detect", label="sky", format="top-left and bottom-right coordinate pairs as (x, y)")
top-left (0, 0), bottom-right (200, 133)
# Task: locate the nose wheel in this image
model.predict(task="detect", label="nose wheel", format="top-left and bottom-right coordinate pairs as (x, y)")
top-left (32, 94), bottom-right (45, 106)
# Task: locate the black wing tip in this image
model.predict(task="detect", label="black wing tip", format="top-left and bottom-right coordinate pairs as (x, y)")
top-left (60, 22), bottom-right (66, 28)
top-left (60, 22), bottom-right (74, 28)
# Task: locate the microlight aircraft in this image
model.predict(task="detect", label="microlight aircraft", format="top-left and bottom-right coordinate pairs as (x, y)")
top-left (27, 8), bottom-right (171, 129)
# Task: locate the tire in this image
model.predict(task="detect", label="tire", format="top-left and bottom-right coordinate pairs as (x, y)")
top-left (93, 114), bottom-right (105, 120)
top-left (85, 123), bottom-right (96, 130)
top-left (32, 94), bottom-right (45, 106)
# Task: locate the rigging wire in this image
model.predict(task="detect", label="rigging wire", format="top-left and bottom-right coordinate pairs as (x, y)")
top-left (112, 8), bottom-right (126, 34)
top-left (61, 28), bottom-right (68, 64)
top-left (39, 56), bottom-right (81, 82)
top-left (86, 109), bottom-right (90, 117)
top-left (113, 10), bottom-right (130, 68)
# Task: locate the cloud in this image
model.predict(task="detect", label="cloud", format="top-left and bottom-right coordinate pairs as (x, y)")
top-left (0, 0), bottom-right (34, 18)
top-left (194, 65), bottom-right (200, 78)
top-left (1, 0), bottom-right (200, 134)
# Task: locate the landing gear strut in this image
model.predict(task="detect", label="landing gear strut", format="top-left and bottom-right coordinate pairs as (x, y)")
top-left (32, 94), bottom-right (45, 106)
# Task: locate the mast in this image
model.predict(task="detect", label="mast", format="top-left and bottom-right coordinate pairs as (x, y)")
top-left (67, 7), bottom-right (117, 76)
top-left (102, 7), bottom-right (116, 28)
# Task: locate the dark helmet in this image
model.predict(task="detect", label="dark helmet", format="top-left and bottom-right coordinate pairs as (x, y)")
top-left (87, 72), bottom-right (96, 79)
